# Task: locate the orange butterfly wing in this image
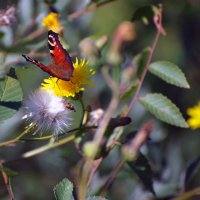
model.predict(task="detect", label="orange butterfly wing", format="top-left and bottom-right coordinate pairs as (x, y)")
top-left (48, 30), bottom-right (74, 80)
top-left (22, 30), bottom-right (74, 81)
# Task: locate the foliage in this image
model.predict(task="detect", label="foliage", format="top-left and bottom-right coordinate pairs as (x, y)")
top-left (0, 1), bottom-right (199, 200)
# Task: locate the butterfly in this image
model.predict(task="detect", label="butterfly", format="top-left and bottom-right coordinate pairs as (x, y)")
top-left (22, 30), bottom-right (74, 81)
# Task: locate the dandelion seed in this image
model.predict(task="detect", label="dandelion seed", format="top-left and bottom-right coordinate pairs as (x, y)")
top-left (23, 88), bottom-right (72, 136)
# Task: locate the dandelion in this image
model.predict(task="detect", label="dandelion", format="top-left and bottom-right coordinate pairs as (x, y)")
top-left (187, 102), bottom-right (200, 129)
top-left (42, 12), bottom-right (63, 33)
top-left (42, 58), bottom-right (95, 98)
top-left (22, 88), bottom-right (72, 136)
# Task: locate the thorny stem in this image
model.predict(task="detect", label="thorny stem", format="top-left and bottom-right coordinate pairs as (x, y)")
top-left (68, 0), bottom-right (117, 21)
top-left (0, 124), bottom-right (34, 147)
top-left (125, 5), bottom-right (164, 116)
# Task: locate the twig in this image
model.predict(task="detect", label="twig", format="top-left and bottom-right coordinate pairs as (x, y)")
top-left (99, 121), bottom-right (153, 196)
top-left (0, 124), bottom-right (34, 147)
top-left (68, 0), bottom-right (117, 21)
top-left (0, 162), bottom-right (14, 200)
top-left (92, 66), bottom-right (119, 157)
top-left (121, 121), bottom-right (153, 160)
top-left (173, 187), bottom-right (200, 200)
top-left (22, 134), bottom-right (75, 158)
top-left (100, 160), bottom-right (125, 196)
top-left (125, 5), bottom-right (165, 116)
top-left (87, 157), bottom-right (103, 187)
top-left (78, 67), bottom-right (120, 199)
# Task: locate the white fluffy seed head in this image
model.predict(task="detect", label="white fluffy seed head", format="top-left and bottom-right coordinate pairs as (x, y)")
top-left (23, 89), bottom-right (72, 136)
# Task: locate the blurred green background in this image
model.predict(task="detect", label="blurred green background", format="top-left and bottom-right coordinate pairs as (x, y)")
top-left (0, 0), bottom-right (200, 199)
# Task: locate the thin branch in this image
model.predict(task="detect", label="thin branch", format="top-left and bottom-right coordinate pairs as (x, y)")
top-left (68, 0), bottom-right (117, 21)
top-left (0, 162), bottom-right (14, 200)
top-left (125, 5), bottom-right (164, 116)
top-left (87, 157), bottom-right (103, 187)
top-left (78, 67), bottom-right (120, 199)
top-left (22, 134), bottom-right (75, 158)
top-left (0, 124), bottom-right (34, 147)
top-left (100, 160), bottom-right (125, 196)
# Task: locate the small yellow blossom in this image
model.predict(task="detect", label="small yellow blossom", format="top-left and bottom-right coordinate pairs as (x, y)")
top-left (42, 58), bottom-right (95, 97)
top-left (187, 102), bottom-right (200, 129)
top-left (42, 12), bottom-right (63, 33)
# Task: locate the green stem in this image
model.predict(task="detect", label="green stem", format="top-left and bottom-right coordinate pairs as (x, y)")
top-left (0, 125), bottom-right (34, 147)
top-left (79, 97), bottom-right (85, 127)
top-left (22, 134), bottom-right (76, 158)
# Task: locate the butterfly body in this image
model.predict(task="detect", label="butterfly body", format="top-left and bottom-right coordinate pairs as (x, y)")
top-left (22, 30), bottom-right (74, 81)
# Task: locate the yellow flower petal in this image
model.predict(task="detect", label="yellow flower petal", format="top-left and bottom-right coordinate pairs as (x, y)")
top-left (41, 58), bottom-right (95, 97)
top-left (42, 12), bottom-right (63, 33)
top-left (187, 101), bottom-right (200, 129)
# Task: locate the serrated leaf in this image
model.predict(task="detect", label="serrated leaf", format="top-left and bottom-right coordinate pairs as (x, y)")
top-left (149, 61), bottom-right (190, 88)
top-left (0, 76), bottom-right (23, 102)
top-left (0, 105), bottom-right (17, 122)
top-left (53, 178), bottom-right (73, 200)
top-left (127, 152), bottom-right (155, 195)
top-left (132, 5), bottom-right (160, 24)
top-left (139, 93), bottom-right (188, 128)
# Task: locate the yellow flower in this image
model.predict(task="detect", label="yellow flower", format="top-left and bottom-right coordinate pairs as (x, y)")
top-left (42, 12), bottom-right (63, 33)
top-left (187, 102), bottom-right (200, 129)
top-left (42, 58), bottom-right (95, 97)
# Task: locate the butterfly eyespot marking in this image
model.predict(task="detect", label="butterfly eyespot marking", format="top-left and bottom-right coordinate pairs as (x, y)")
top-left (48, 34), bottom-right (56, 46)
top-left (22, 30), bottom-right (74, 81)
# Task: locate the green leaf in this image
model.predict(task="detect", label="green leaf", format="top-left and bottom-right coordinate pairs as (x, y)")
top-left (121, 79), bottom-right (138, 100)
top-left (0, 105), bottom-right (17, 122)
top-left (0, 76), bottom-right (23, 102)
top-left (139, 93), bottom-right (188, 128)
top-left (0, 167), bottom-right (18, 176)
top-left (149, 61), bottom-right (190, 88)
top-left (132, 5), bottom-right (160, 24)
top-left (127, 152), bottom-right (155, 195)
top-left (53, 178), bottom-right (73, 200)
top-left (135, 48), bottom-right (150, 79)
